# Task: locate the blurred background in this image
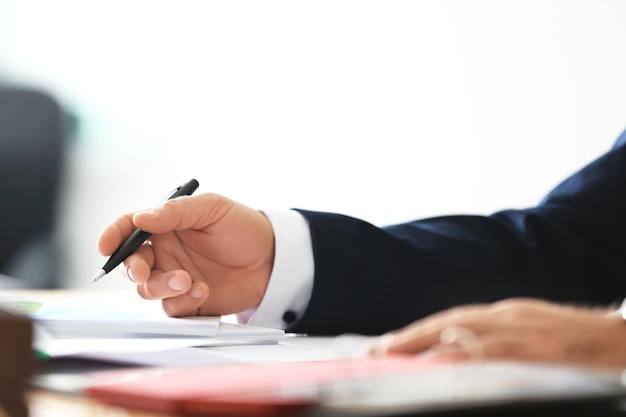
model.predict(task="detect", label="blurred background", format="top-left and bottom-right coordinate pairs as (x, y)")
top-left (0, 0), bottom-right (625, 291)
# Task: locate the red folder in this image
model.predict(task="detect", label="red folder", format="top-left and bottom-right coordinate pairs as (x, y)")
top-left (84, 355), bottom-right (445, 416)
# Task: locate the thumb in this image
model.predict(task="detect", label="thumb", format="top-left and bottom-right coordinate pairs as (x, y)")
top-left (133, 193), bottom-right (232, 234)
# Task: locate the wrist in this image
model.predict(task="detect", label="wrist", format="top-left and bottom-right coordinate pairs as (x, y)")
top-left (253, 210), bottom-right (276, 308)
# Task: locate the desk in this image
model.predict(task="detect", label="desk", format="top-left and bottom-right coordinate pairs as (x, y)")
top-left (28, 390), bottom-right (179, 417)
top-left (3, 290), bottom-right (626, 417)
top-left (2, 289), bottom-right (341, 417)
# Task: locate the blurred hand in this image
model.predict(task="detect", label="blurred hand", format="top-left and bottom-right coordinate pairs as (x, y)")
top-left (96, 193), bottom-right (275, 317)
top-left (371, 298), bottom-right (626, 366)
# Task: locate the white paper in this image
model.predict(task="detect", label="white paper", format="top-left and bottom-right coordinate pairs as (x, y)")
top-left (1, 297), bottom-right (220, 337)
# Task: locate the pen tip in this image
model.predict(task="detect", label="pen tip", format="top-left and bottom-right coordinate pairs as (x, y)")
top-left (91, 270), bottom-right (106, 283)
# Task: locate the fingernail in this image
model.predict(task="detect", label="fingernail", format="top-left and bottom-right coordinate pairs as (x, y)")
top-left (168, 275), bottom-right (183, 291)
top-left (190, 287), bottom-right (203, 299)
top-left (126, 266), bottom-right (136, 283)
top-left (370, 335), bottom-right (395, 356)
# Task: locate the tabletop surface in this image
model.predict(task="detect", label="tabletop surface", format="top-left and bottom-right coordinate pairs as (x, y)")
top-left (3, 289), bottom-right (626, 417)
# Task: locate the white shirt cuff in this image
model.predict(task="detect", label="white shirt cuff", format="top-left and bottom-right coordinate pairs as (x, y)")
top-left (237, 209), bottom-right (314, 329)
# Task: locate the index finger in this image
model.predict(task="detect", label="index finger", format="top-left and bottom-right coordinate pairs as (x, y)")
top-left (374, 305), bottom-right (495, 355)
top-left (96, 213), bottom-right (137, 256)
top-left (379, 300), bottom-right (567, 355)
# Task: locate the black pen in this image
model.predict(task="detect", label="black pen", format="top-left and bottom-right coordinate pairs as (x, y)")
top-left (91, 179), bottom-right (200, 283)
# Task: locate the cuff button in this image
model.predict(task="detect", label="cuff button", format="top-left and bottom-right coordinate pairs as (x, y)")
top-left (282, 310), bottom-right (297, 324)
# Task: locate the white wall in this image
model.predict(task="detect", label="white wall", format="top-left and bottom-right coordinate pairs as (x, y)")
top-left (1, 0), bottom-right (625, 289)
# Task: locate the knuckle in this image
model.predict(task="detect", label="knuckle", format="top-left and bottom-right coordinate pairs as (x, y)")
top-left (492, 298), bottom-right (530, 312)
top-left (447, 304), bottom-right (480, 318)
top-left (490, 298), bottom-right (547, 320)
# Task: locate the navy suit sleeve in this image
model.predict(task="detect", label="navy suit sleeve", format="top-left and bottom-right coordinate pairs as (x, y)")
top-left (288, 130), bottom-right (626, 335)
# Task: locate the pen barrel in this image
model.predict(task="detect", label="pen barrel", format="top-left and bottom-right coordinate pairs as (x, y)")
top-left (177, 179), bottom-right (199, 197)
top-left (102, 229), bottom-right (152, 274)
top-left (95, 179), bottom-right (199, 280)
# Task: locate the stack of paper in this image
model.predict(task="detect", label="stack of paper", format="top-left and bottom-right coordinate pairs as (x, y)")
top-left (2, 299), bottom-right (221, 337)
top-left (0, 296), bottom-right (285, 364)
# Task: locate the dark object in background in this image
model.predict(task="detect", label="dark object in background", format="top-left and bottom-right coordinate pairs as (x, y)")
top-left (0, 308), bottom-right (32, 417)
top-left (0, 85), bottom-right (68, 288)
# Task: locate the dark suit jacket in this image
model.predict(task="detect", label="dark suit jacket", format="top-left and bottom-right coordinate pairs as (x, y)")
top-left (289, 130), bottom-right (626, 335)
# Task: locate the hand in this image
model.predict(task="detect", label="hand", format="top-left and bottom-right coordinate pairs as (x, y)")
top-left (370, 298), bottom-right (626, 366)
top-left (96, 193), bottom-right (275, 317)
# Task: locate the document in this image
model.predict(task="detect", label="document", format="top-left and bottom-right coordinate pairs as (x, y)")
top-left (83, 357), bottom-right (626, 417)
top-left (34, 322), bottom-right (287, 364)
top-left (0, 294), bottom-right (286, 365)
top-left (0, 299), bottom-right (221, 338)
